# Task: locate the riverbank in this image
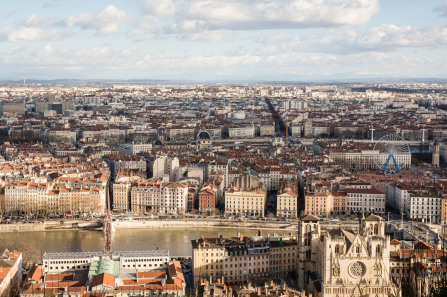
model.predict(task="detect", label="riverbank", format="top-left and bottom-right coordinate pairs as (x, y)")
top-left (114, 219), bottom-right (297, 231)
top-left (0, 217), bottom-right (365, 233)
top-left (0, 220), bottom-right (101, 233)
top-left (0, 218), bottom-right (297, 233)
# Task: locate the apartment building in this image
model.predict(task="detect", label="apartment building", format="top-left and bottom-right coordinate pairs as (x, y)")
top-left (117, 143), bottom-right (153, 155)
top-left (304, 191), bottom-right (333, 217)
top-left (276, 180), bottom-right (298, 218)
top-left (191, 235), bottom-right (270, 283)
top-left (152, 156), bottom-right (179, 182)
top-left (346, 188), bottom-right (386, 214)
top-left (130, 180), bottom-right (161, 214)
top-left (104, 155), bottom-right (146, 178)
top-left (127, 179), bottom-right (189, 214)
top-left (4, 182), bottom-right (106, 215)
top-left (198, 184), bottom-right (218, 214)
top-left (409, 193), bottom-right (442, 224)
top-left (332, 191), bottom-right (347, 214)
top-left (112, 181), bottom-right (132, 212)
top-left (228, 125), bottom-right (255, 138)
top-left (160, 182), bottom-right (189, 214)
top-left (269, 238), bottom-right (297, 279)
top-left (224, 175), bottom-right (267, 218)
top-left (387, 183), bottom-right (414, 214)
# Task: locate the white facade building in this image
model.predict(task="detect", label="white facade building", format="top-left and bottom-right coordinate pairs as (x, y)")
top-left (409, 194), bottom-right (442, 224)
top-left (43, 250), bottom-right (169, 274)
top-left (346, 189), bottom-right (386, 214)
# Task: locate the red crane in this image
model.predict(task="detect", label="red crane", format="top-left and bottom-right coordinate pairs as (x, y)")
top-left (104, 188), bottom-right (113, 253)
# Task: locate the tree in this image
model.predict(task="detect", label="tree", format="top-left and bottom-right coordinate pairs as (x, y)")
top-left (0, 191), bottom-right (6, 218)
top-left (7, 277), bottom-right (21, 297)
top-left (0, 240), bottom-right (41, 270)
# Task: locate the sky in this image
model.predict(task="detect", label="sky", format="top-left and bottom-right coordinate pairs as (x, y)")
top-left (1, 0), bottom-right (447, 81)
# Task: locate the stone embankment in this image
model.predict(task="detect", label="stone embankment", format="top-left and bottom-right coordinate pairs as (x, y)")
top-left (0, 218), bottom-right (362, 233)
top-left (0, 220), bottom-right (101, 233)
top-left (114, 219), bottom-right (298, 230)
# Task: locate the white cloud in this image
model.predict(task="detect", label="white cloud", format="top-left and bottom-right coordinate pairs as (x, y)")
top-left (128, 15), bottom-right (159, 40)
top-left (355, 25), bottom-right (447, 50)
top-left (186, 30), bottom-right (233, 42)
top-left (120, 47), bottom-right (137, 57)
top-left (22, 14), bottom-right (61, 27)
top-left (0, 26), bottom-right (65, 42)
top-left (256, 25), bottom-right (447, 55)
top-left (167, 0), bottom-right (380, 34)
top-left (66, 5), bottom-right (130, 34)
top-left (144, 0), bottom-right (177, 17)
top-left (436, 0), bottom-right (447, 16)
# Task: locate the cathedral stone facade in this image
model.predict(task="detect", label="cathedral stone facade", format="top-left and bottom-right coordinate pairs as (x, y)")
top-left (298, 214), bottom-right (401, 297)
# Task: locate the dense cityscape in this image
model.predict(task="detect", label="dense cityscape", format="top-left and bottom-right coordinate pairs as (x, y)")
top-left (0, 82), bottom-right (446, 297)
top-left (3, 0), bottom-right (447, 296)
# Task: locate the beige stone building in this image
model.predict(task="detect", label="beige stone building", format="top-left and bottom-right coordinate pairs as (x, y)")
top-left (112, 181), bottom-right (132, 212)
top-left (269, 238), bottom-right (297, 279)
top-left (224, 174), bottom-right (267, 218)
top-left (191, 238), bottom-right (226, 282)
top-left (304, 191), bottom-right (333, 217)
top-left (298, 214), bottom-right (400, 297)
top-left (130, 180), bottom-right (162, 213)
top-left (276, 180), bottom-right (298, 218)
top-left (128, 179), bottom-right (189, 214)
top-left (4, 182), bottom-right (105, 215)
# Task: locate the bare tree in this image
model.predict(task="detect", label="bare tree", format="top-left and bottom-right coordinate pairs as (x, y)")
top-left (0, 191), bottom-right (6, 218)
top-left (0, 240), bottom-right (41, 269)
top-left (7, 277), bottom-right (21, 297)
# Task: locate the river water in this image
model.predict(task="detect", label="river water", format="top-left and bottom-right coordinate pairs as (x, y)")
top-left (1, 228), bottom-right (294, 257)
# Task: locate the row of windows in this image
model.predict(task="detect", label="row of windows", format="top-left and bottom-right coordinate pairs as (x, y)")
top-left (124, 264), bottom-right (163, 268)
top-left (123, 258), bottom-right (164, 262)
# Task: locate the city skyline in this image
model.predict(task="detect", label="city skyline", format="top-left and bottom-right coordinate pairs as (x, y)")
top-left (1, 0), bottom-right (447, 81)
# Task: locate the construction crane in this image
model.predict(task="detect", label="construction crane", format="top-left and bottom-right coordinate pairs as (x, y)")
top-left (103, 187), bottom-right (113, 253)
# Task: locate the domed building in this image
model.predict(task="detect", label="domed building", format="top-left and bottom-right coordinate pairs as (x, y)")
top-left (196, 130), bottom-right (212, 149)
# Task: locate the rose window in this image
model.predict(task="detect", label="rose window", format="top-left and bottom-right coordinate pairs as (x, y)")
top-left (349, 261), bottom-right (366, 278)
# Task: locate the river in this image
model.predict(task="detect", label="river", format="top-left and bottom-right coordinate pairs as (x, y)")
top-left (1, 228), bottom-right (294, 257)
